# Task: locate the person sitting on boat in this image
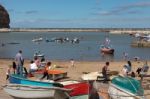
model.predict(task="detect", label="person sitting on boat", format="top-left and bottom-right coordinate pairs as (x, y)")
top-left (29, 60), bottom-right (38, 75)
top-left (39, 57), bottom-right (46, 68)
top-left (40, 61), bottom-right (52, 80)
top-left (102, 61), bottom-right (110, 83)
top-left (34, 56), bottom-right (41, 68)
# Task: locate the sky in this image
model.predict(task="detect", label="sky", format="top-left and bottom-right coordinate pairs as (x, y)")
top-left (1, 0), bottom-right (150, 28)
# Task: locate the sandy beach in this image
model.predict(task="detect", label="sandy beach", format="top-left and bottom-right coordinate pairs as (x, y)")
top-left (0, 59), bottom-right (150, 99)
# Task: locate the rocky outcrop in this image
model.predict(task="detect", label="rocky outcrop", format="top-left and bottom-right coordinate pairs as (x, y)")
top-left (0, 4), bottom-right (10, 28)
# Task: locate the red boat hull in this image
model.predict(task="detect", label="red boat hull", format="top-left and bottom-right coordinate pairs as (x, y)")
top-left (100, 48), bottom-right (114, 54)
top-left (64, 82), bottom-right (90, 96)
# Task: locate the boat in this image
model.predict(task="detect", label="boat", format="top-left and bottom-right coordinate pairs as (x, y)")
top-left (63, 81), bottom-right (90, 99)
top-left (34, 69), bottom-right (67, 81)
top-left (3, 84), bottom-right (71, 99)
top-left (108, 75), bottom-right (145, 99)
top-left (7, 75), bottom-right (90, 99)
top-left (9, 74), bottom-right (63, 88)
top-left (32, 37), bottom-right (43, 42)
top-left (81, 72), bottom-right (103, 81)
top-left (81, 71), bottom-right (118, 81)
top-left (34, 51), bottom-right (44, 58)
top-left (100, 45), bottom-right (114, 55)
top-left (100, 37), bottom-right (114, 55)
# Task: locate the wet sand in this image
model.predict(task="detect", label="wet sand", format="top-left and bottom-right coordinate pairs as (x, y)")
top-left (0, 59), bottom-right (150, 99)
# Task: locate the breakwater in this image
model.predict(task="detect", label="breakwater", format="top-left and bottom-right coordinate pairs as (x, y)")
top-left (0, 28), bottom-right (150, 34)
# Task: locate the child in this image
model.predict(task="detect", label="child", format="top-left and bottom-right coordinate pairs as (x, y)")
top-left (6, 65), bottom-right (11, 80)
top-left (70, 59), bottom-right (75, 68)
top-left (12, 61), bottom-right (16, 74)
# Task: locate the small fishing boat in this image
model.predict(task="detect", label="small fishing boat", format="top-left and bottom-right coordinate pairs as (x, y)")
top-left (32, 37), bottom-right (43, 42)
top-left (8, 75), bottom-right (90, 99)
top-left (81, 71), bottom-right (118, 81)
top-left (81, 72), bottom-right (103, 81)
top-left (100, 45), bottom-right (114, 55)
top-left (64, 81), bottom-right (90, 99)
top-left (3, 84), bottom-right (70, 99)
top-left (9, 74), bottom-right (63, 87)
top-left (34, 51), bottom-right (44, 58)
top-left (34, 69), bottom-right (67, 81)
top-left (108, 75), bottom-right (145, 99)
top-left (100, 37), bottom-right (114, 55)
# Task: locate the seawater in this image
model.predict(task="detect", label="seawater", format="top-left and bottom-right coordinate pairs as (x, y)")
top-left (0, 32), bottom-right (150, 61)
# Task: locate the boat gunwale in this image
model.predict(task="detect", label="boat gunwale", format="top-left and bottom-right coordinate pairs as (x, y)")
top-left (4, 84), bottom-right (72, 92)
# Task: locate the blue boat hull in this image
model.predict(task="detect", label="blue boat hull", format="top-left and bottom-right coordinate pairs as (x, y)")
top-left (9, 74), bottom-right (59, 88)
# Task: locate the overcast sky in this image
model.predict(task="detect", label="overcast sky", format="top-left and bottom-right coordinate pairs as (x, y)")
top-left (1, 0), bottom-right (150, 28)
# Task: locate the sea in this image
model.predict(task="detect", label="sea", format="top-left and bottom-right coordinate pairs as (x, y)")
top-left (0, 32), bottom-right (150, 61)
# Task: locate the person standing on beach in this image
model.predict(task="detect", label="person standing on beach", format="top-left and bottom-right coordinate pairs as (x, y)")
top-left (123, 52), bottom-right (129, 60)
top-left (6, 65), bottom-right (11, 80)
top-left (12, 61), bottom-right (16, 74)
top-left (69, 59), bottom-right (75, 68)
top-left (102, 62), bottom-right (109, 83)
top-left (15, 50), bottom-right (24, 76)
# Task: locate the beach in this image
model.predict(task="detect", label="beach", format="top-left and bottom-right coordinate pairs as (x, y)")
top-left (0, 59), bottom-right (150, 99)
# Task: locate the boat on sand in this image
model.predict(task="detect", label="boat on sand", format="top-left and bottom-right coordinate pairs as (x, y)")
top-left (108, 75), bottom-right (145, 99)
top-left (3, 84), bottom-right (70, 99)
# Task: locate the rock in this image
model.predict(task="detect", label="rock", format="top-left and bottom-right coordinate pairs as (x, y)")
top-left (0, 4), bottom-right (10, 28)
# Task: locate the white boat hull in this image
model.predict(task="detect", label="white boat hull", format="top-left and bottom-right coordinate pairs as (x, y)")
top-left (108, 84), bottom-right (145, 99)
top-left (4, 84), bottom-right (70, 99)
top-left (81, 72), bottom-right (103, 80)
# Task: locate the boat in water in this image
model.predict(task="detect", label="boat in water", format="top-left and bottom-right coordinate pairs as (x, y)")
top-left (100, 37), bottom-right (114, 55)
top-left (34, 51), bottom-right (44, 58)
top-left (100, 45), bottom-right (114, 55)
top-left (108, 75), bottom-right (145, 99)
top-left (32, 37), bottom-right (43, 42)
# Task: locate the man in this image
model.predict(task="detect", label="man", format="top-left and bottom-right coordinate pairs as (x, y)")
top-left (15, 50), bottom-right (24, 76)
top-left (102, 62), bottom-right (109, 83)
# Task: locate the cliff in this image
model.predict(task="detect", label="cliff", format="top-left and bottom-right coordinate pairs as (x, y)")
top-left (0, 4), bottom-right (10, 28)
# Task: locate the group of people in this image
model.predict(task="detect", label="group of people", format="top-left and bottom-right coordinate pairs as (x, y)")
top-left (101, 60), bottom-right (149, 83)
top-left (6, 50), bottom-right (53, 80)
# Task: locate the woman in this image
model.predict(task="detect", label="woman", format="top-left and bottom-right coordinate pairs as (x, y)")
top-left (122, 61), bottom-right (132, 76)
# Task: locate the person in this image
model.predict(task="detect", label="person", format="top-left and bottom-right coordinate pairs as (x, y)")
top-left (12, 61), bottom-right (16, 74)
top-left (131, 71), bottom-right (136, 78)
top-left (40, 61), bottom-right (52, 80)
top-left (102, 62), bottom-right (109, 83)
top-left (70, 59), bottom-right (75, 68)
top-left (34, 56), bottom-right (41, 68)
top-left (40, 57), bottom-right (46, 68)
top-left (136, 61), bottom-right (149, 79)
top-left (122, 61), bottom-right (132, 76)
top-left (123, 52), bottom-right (128, 60)
top-left (29, 60), bottom-right (38, 74)
top-left (6, 65), bottom-right (11, 80)
top-left (15, 50), bottom-right (24, 76)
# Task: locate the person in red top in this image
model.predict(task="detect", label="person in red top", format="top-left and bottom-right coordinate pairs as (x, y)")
top-left (40, 61), bottom-right (51, 80)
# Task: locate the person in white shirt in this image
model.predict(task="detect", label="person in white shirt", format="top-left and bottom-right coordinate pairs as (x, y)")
top-left (29, 60), bottom-right (38, 74)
